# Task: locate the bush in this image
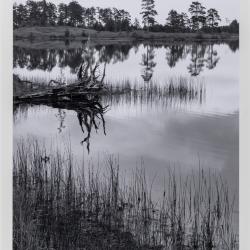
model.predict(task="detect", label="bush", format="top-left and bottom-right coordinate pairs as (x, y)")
top-left (229, 20), bottom-right (239, 33)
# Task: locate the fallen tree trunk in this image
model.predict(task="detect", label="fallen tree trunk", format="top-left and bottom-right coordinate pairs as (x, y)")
top-left (13, 61), bottom-right (108, 104)
top-left (14, 84), bottom-right (109, 104)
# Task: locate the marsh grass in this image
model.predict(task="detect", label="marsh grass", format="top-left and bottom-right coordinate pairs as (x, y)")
top-left (104, 77), bottom-right (205, 107)
top-left (13, 139), bottom-right (238, 250)
top-left (14, 74), bottom-right (204, 109)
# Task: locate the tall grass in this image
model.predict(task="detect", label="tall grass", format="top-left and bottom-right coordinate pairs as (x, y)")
top-left (104, 77), bottom-right (205, 108)
top-left (13, 139), bottom-right (238, 250)
top-left (14, 74), bottom-right (204, 110)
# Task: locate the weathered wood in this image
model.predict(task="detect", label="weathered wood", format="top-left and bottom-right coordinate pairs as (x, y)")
top-left (13, 86), bottom-right (134, 105)
top-left (14, 80), bottom-right (108, 102)
top-left (14, 61), bottom-right (108, 104)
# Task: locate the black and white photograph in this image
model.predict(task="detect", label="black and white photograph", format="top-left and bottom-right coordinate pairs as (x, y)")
top-left (0, 0), bottom-right (246, 249)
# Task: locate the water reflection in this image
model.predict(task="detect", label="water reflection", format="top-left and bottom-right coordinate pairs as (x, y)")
top-left (13, 48), bottom-right (57, 71)
top-left (103, 78), bottom-right (204, 108)
top-left (206, 44), bottom-right (220, 70)
top-left (55, 109), bottom-right (66, 133)
top-left (13, 41), bottom-right (239, 80)
top-left (59, 49), bottom-right (86, 74)
top-left (165, 44), bottom-right (186, 68)
top-left (140, 45), bottom-right (157, 83)
top-left (96, 44), bottom-right (131, 64)
top-left (14, 77), bottom-right (205, 154)
top-left (227, 40), bottom-right (239, 53)
top-left (76, 99), bottom-right (107, 153)
top-left (13, 41), bottom-right (239, 229)
top-left (14, 96), bottom-right (108, 153)
top-left (187, 44), bottom-right (206, 76)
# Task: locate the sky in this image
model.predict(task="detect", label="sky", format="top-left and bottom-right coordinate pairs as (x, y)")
top-left (14, 0), bottom-right (239, 25)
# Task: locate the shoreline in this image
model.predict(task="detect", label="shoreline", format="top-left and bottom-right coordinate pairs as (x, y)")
top-left (14, 26), bottom-right (239, 43)
top-left (14, 27), bottom-right (239, 50)
top-left (14, 39), bottom-right (239, 50)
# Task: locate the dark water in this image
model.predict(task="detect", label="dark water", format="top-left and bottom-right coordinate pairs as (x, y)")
top-left (13, 41), bottom-right (239, 220)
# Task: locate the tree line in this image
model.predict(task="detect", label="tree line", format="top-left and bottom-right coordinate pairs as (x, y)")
top-left (13, 0), bottom-right (239, 33)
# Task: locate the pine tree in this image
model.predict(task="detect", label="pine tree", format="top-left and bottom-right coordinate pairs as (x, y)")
top-left (133, 18), bottom-right (141, 30)
top-left (85, 7), bottom-right (96, 28)
top-left (166, 10), bottom-right (181, 31)
top-left (180, 12), bottom-right (190, 30)
top-left (26, 0), bottom-right (42, 25)
top-left (58, 3), bottom-right (68, 25)
top-left (206, 8), bottom-right (221, 28)
top-left (41, 0), bottom-right (48, 26)
top-left (68, 1), bottom-right (83, 27)
top-left (229, 20), bottom-right (239, 33)
top-left (140, 45), bottom-right (156, 82)
top-left (13, 3), bottom-right (28, 28)
top-left (46, 2), bottom-right (57, 25)
top-left (140, 0), bottom-right (158, 30)
top-left (188, 1), bottom-right (206, 31)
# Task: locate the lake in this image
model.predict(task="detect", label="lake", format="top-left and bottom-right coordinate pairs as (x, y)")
top-left (13, 41), bottom-right (239, 220)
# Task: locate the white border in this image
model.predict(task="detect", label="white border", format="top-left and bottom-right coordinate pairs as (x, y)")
top-left (0, 1), bottom-right (249, 249)
top-left (239, 0), bottom-right (250, 249)
top-left (0, 0), bottom-right (12, 249)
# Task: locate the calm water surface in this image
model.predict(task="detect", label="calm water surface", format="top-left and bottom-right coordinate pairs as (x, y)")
top-left (13, 42), bottom-right (239, 212)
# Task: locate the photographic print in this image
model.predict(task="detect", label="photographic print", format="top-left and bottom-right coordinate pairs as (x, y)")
top-left (13, 0), bottom-right (239, 249)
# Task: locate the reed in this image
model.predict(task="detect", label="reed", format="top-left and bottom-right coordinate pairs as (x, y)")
top-left (104, 77), bottom-right (204, 107)
top-left (13, 139), bottom-right (238, 250)
top-left (14, 74), bottom-right (204, 111)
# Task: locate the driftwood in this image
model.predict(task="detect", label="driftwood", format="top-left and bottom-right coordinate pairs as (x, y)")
top-left (14, 60), bottom-right (109, 153)
top-left (14, 62), bottom-right (108, 104)
top-left (14, 84), bottom-right (109, 104)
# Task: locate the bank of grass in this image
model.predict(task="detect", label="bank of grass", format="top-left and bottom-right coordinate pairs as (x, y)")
top-left (14, 26), bottom-right (239, 43)
top-left (13, 138), bottom-right (238, 250)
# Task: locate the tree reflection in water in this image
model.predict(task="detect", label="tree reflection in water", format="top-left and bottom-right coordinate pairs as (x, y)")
top-left (206, 44), bottom-right (220, 70)
top-left (165, 44), bottom-right (186, 68)
top-left (55, 109), bottom-right (66, 133)
top-left (187, 44), bottom-right (206, 76)
top-left (227, 40), bottom-right (239, 53)
top-left (96, 44), bottom-right (131, 64)
top-left (13, 43), bottom-right (133, 74)
top-left (55, 96), bottom-right (108, 153)
top-left (76, 97), bottom-right (108, 153)
top-left (13, 41), bottom-right (238, 80)
top-left (140, 44), bottom-right (157, 83)
top-left (14, 96), bottom-right (108, 153)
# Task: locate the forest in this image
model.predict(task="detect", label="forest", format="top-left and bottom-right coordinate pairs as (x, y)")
top-left (13, 0), bottom-right (239, 33)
